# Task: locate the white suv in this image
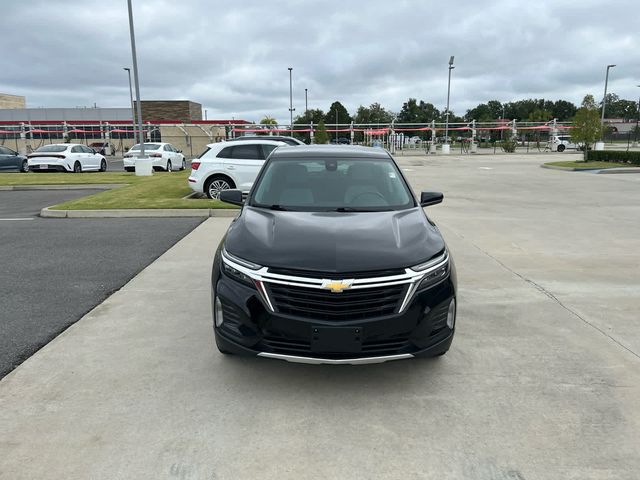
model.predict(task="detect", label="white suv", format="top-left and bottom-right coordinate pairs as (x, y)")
top-left (550, 134), bottom-right (580, 152)
top-left (188, 140), bottom-right (286, 199)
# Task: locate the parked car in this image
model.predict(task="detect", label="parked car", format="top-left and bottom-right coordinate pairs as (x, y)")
top-left (0, 145), bottom-right (29, 172)
top-left (330, 137), bottom-right (351, 145)
top-left (550, 134), bottom-right (580, 152)
top-left (211, 145), bottom-right (457, 364)
top-left (188, 140), bottom-right (286, 199)
top-left (89, 141), bottom-right (116, 156)
top-left (27, 144), bottom-right (107, 172)
top-left (123, 142), bottom-right (185, 172)
top-left (227, 135), bottom-right (304, 146)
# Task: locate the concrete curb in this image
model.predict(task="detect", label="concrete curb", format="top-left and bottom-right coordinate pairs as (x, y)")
top-left (541, 164), bottom-right (640, 173)
top-left (0, 184), bottom-right (126, 191)
top-left (40, 206), bottom-right (239, 218)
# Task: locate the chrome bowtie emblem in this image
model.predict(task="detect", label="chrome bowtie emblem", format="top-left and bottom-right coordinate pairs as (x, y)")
top-left (321, 279), bottom-right (354, 293)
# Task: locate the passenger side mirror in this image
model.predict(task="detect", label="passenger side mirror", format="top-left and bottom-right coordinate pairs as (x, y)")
top-left (420, 191), bottom-right (444, 207)
top-left (219, 189), bottom-right (244, 206)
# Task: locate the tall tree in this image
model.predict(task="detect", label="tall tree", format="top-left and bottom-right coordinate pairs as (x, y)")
top-left (324, 101), bottom-right (352, 127)
top-left (259, 116), bottom-right (277, 125)
top-left (397, 98), bottom-right (440, 123)
top-left (572, 94), bottom-right (601, 161)
top-left (314, 120), bottom-right (329, 144)
top-left (354, 103), bottom-right (395, 124)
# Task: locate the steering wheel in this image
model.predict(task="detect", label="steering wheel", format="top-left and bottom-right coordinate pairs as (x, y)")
top-left (350, 191), bottom-right (387, 203)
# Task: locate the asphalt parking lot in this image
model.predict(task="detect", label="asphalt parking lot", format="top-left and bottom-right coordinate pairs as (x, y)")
top-left (1, 154), bottom-right (639, 479)
top-left (0, 190), bottom-right (204, 378)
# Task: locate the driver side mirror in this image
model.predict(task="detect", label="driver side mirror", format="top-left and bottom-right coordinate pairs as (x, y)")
top-left (219, 189), bottom-right (244, 206)
top-left (420, 191), bottom-right (443, 207)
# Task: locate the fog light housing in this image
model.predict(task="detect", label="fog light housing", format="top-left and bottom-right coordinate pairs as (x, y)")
top-left (214, 296), bottom-right (224, 327)
top-left (446, 298), bottom-right (456, 329)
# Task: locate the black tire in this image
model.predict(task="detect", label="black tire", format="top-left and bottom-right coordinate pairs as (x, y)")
top-left (73, 161), bottom-right (82, 173)
top-left (20, 160), bottom-right (29, 173)
top-left (181, 159), bottom-right (186, 170)
top-left (166, 160), bottom-right (172, 172)
top-left (124, 167), bottom-right (134, 172)
top-left (557, 144), bottom-right (566, 152)
top-left (99, 159), bottom-right (107, 172)
top-left (205, 175), bottom-right (235, 199)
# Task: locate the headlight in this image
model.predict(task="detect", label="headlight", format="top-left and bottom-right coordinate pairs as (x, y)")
top-left (411, 249), bottom-right (450, 291)
top-left (221, 248), bottom-right (261, 287)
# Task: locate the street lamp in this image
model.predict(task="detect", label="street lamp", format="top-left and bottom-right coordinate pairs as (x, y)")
top-left (444, 55), bottom-right (455, 154)
top-left (305, 88), bottom-right (308, 116)
top-left (126, 0), bottom-right (150, 175)
top-left (123, 67), bottom-right (135, 140)
top-left (288, 67), bottom-right (295, 131)
top-left (634, 85), bottom-right (640, 147)
top-left (599, 64), bottom-right (616, 145)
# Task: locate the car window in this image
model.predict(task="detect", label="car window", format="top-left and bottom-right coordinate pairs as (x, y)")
top-left (164, 145), bottom-right (172, 151)
top-left (198, 147), bottom-right (212, 159)
top-left (82, 146), bottom-right (94, 153)
top-left (230, 144), bottom-right (262, 160)
top-left (35, 145), bottom-right (68, 153)
top-left (130, 143), bottom-right (161, 151)
top-left (0, 146), bottom-right (11, 155)
top-left (251, 157), bottom-right (414, 211)
top-left (71, 146), bottom-right (83, 153)
top-left (217, 146), bottom-right (234, 158)
top-left (261, 144), bottom-right (278, 158)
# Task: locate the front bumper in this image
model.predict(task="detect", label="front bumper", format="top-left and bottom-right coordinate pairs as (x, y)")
top-left (212, 259), bottom-right (456, 364)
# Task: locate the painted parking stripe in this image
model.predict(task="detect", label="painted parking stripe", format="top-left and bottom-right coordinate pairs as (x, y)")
top-left (0, 218), bottom-right (34, 221)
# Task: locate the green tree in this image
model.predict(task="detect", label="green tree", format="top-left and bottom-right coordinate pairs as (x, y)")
top-left (572, 95), bottom-right (601, 161)
top-left (324, 101), bottom-right (352, 127)
top-left (293, 108), bottom-right (325, 143)
top-left (314, 120), bottom-right (329, 144)
top-left (354, 103), bottom-right (394, 124)
top-left (259, 116), bottom-right (277, 125)
top-left (397, 98), bottom-right (440, 123)
top-left (551, 100), bottom-right (577, 121)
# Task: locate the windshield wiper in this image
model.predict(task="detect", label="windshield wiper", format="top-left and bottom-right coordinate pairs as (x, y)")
top-left (266, 204), bottom-right (289, 211)
top-left (332, 207), bottom-right (392, 212)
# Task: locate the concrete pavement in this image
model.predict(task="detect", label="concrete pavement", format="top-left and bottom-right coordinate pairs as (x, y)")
top-left (1, 154), bottom-right (639, 479)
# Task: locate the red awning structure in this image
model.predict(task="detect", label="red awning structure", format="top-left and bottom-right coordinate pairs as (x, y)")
top-left (394, 127), bottom-right (432, 132)
top-left (0, 130), bottom-right (19, 134)
top-left (26, 129), bottom-right (65, 134)
top-left (68, 129), bottom-right (103, 134)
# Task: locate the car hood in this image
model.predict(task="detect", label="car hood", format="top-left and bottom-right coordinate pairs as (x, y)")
top-left (224, 206), bottom-right (445, 273)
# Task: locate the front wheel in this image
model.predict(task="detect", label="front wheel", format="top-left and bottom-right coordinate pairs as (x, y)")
top-left (73, 161), bottom-right (82, 173)
top-left (557, 144), bottom-right (566, 152)
top-left (21, 160), bottom-right (29, 173)
top-left (181, 159), bottom-right (186, 170)
top-left (205, 176), bottom-right (234, 199)
top-left (166, 160), bottom-right (172, 172)
top-left (99, 159), bottom-right (107, 172)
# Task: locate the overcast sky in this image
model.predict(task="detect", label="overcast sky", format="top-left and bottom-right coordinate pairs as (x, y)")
top-left (2, 0), bottom-right (639, 123)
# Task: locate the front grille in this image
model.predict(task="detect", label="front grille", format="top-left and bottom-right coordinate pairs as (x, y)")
top-left (266, 267), bottom-right (405, 279)
top-left (261, 333), bottom-right (411, 357)
top-left (267, 283), bottom-right (407, 321)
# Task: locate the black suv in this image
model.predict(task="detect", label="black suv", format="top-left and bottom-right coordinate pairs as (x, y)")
top-left (213, 145), bottom-right (456, 364)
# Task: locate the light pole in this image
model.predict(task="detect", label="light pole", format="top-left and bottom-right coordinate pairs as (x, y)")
top-left (305, 88), bottom-right (308, 116)
top-left (335, 110), bottom-right (338, 143)
top-left (123, 67), bottom-right (135, 139)
top-left (288, 67), bottom-right (294, 131)
top-left (444, 55), bottom-right (455, 153)
top-left (127, 0), bottom-right (150, 174)
top-left (599, 64), bottom-right (616, 144)
top-left (634, 85), bottom-right (640, 147)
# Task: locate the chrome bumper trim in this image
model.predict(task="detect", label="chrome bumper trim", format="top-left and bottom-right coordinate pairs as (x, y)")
top-left (257, 352), bottom-right (414, 365)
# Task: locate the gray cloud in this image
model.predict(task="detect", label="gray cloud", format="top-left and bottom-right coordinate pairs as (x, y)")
top-left (2, 0), bottom-right (639, 122)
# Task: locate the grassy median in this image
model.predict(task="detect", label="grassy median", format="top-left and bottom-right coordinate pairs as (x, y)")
top-left (544, 160), bottom-right (635, 170)
top-left (0, 171), bottom-right (234, 210)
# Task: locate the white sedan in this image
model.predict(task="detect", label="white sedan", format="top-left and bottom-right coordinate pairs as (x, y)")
top-left (123, 142), bottom-right (186, 172)
top-left (27, 144), bottom-right (107, 173)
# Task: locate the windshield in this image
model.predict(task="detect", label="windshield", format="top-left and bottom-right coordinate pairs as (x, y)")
top-left (35, 145), bottom-right (68, 153)
top-left (130, 143), bottom-right (161, 151)
top-left (250, 157), bottom-right (415, 211)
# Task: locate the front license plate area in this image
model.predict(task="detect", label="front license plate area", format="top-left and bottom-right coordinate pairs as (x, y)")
top-left (311, 326), bottom-right (362, 353)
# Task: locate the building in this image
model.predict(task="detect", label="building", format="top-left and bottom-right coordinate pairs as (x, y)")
top-left (0, 93), bottom-right (26, 109)
top-left (135, 100), bottom-right (203, 123)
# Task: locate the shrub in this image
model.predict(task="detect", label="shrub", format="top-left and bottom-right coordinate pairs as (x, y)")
top-left (586, 150), bottom-right (640, 165)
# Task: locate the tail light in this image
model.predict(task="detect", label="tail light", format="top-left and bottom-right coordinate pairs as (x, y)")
top-left (150, 153), bottom-right (162, 158)
top-left (191, 161), bottom-right (200, 170)
top-left (28, 154), bottom-right (66, 159)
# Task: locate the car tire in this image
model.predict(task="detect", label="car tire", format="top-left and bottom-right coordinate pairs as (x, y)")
top-left (181, 159), bottom-right (186, 170)
top-left (166, 160), bottom-right (172, 172)
top-left (124, 167), bottom-right (134, 172)
top-left (99, 159), bottom-right (107, 172)
top-left (557, 144), bottom-right (566, 152)
top-left (73, 161), bottom-right (82, 173)
top-left (21, 160), bottom-right (29, 173)
top-left (205, 175), bottom-right (235, 199)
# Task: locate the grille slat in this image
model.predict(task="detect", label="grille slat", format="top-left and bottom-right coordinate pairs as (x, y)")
top-left (268, 283), bottom-right (406, 321)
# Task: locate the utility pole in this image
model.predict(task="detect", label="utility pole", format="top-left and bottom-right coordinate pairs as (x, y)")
top-left (123, 67), bottom-right (135, 139)
top-left (600, 64), bottom-right (616, 144)
top-left (288, 67), bottom-right (294, 130)
top-left (444, 55), bottom-right (455, 153)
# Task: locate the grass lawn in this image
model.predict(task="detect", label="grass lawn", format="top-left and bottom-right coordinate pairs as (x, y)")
top-left (0, 170), bottom-right (233, 210)
top-left (544, 161), bottom-right (636, 170)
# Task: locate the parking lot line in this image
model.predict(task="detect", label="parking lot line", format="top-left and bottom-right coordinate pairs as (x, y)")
top-left (0, 217), bottom-right (34, 221)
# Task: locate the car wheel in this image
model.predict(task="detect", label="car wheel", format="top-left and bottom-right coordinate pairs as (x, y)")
top-left (21, 160), bottom-right (29, 173)
top-left (99, 159), bottom-right (107, 172)
top-left (124, 167), bottom-right (134, 172)
top-left (73, 161), bottom-right (82, 173)
top-left (167, 160), bottom-right (172, 172)
top-left (557, 144), bottom-right (566, 152)
top-left (181, 159), bottom-right (186, 170)
top-left (205, 176), bottom-right (234, 199)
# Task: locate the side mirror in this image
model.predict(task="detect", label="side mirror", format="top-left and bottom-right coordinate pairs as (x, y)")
top-left (177, 149), bottom-right (183, 153)
top-left (420, 191), bottom-right (443, 207)
top-left (219, 189), bottom-right (244, 206)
